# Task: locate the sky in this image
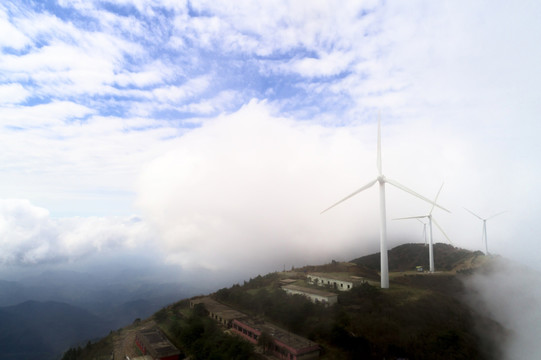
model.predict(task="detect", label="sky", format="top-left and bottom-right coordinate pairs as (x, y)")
top-left (1, 0), bottom-right (541, 282)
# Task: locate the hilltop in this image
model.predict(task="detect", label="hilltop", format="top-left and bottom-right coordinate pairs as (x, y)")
top-left (68, 244), bottom-right (505, 360)
top-left (352, 243), bottom-right (487, 273)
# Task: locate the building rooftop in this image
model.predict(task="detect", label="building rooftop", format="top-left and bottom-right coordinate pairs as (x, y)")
top-left (238, 317), bottom-right (318, 352)
top-left (282, 284), bottom-right (337, 297)
top-left (279, 278), bottom-right (298, 285)
top-left (308, 272), bottom-right (365, 282)
top-left (191, 297), bottom-right (247, 321)
top-left (137, 328), bottom-right (180, 359)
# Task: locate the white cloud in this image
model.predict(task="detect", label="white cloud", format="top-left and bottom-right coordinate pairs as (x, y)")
top-left (0, 6), bottom-right (30, 49)
top-left (0, 101), bottom-right (92, 127)
top-left (1, 0), bottom-right (540, 288)
top-left (0, 199), bottom-right (153, 265)
top-left (0, 83), bottom-right (30, 104)
top-left (283, 51), bottom-right (354, 78)
top-left (136, 101), bottom-right (441, 273)
top-left (0, 107), bottom-right (181, 217)
top-left (188, 0), bottom-right (377, 56)
top-left (114, 64), bottom-right (171, 88)
top-left (0, 9), bottom-right (144, 99)
top-left (181, 90), bottom-right (240, 115)
top-left (134, 98), bottom-right (541, 278)
top-left (464, 258), bottom-right (541, 360)
top-left (151, 76), bottom-right (211, 103)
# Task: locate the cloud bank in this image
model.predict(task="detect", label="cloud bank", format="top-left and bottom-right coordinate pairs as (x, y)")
top-left (1, 0), bottom-right (540, 280)
top-left (464, 258), bottom-right (541, 360)
top-left (0, 199), bottom-right (152, 266)
top-left (136, 100), bottom-right (379, 273)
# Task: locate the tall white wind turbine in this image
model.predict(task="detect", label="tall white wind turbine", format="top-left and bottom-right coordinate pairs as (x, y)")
top-left (321, 114), bottom-right (449, 288)
top-left (464, 208), bottom-right (506, 255)
top-left (394, 184), bottom-right (452, 273)
top-left (417, 219), bottom-right (428, 246)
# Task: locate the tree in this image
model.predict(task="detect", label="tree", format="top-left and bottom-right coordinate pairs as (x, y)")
top-left (154, 307), bottom-right (168, 322)
top-left (257, 331), bottom-right (274, 354)
top-left (193, 303), bottom-right (208, 317)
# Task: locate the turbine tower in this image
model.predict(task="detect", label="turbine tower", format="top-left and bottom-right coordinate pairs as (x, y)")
top-left (418, 219), bottom-right (427, 246)
top-left (321, 113), bottom-right (449, 288)
top-left (394, 183), bottom-right (452, 273)
top-left (464, 208), bottom-right (506, 255)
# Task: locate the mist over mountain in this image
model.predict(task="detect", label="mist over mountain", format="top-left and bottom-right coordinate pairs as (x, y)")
top-left (0, 264), bottom-right (209, 360)
top-left (0, 268), bottom-right (200, 326)
top-left (2, 242), bottom-right (539, 360)
top-left (66, 243), bottom-right (527, 360)
top-left (0, 300), bottom-right (110, 360)
top-left (462, 257), bottom-right (541, 360)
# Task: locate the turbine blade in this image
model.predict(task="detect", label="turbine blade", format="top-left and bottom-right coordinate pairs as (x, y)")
top-left (487, 211), bottom-right (507, 220)
top-left (393, 215), bottom-right (428, 220)
top-left (464, 207), bottom-right (483, 220)
top-left (429, 182), bottom-right (444, 215)
top-left (377, 111), bottom-right (382, 175)
top-left (321, 178), bottom-right (378, 214)
top-left (432, 218), bottom-right (452, 245)
top-left (385, 178), bottom-right (451, 213)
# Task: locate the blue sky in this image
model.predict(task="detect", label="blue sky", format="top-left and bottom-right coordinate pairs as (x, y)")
top-left (1, 0), bottom-right (541, 276)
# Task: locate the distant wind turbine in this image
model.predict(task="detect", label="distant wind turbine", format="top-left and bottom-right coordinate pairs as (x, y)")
top-left (417, 219), bottom-right (428, 246)
top-left (394, 183), bottom-right (452, 273)
top-left (464, 208), bottom-right (506, 255)
top-left (321, 113), bottom-right (449, 288)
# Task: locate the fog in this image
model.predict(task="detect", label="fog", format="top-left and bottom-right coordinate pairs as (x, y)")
top-left (2, 100), bottom-right (540, 283)
top-left (463, 258), bottom-right (541, 360)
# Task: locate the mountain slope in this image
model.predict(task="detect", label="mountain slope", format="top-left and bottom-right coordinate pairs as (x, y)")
top-left (0, 301), bottom-right (112, 360)
top-left (71, 244), bottom-right (505, 360)
top-left (0, 269), bottom-right (197, 334)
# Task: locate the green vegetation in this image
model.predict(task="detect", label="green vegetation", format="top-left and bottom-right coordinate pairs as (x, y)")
top-left (210, 270), bottom-right (500, 359)
top-left (69, 245), bottom-right (504, 360)
top-left (215, 277), bottom-right (326, 335)
top-left (352, 243), bottom-right (485, 272)
top-left (61, 337), bottom-right (112, 360)
top-left (256, 330), bottom-right (274, 354)
top-left (154, 301), bottom-right (259, 360)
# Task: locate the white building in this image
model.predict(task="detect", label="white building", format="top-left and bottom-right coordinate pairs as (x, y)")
top-left (282, 284), bottom-right (338, 306)
top-left (307, 273), bottom-right (365, 292)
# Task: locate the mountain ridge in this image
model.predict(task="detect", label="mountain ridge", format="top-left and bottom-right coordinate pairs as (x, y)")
top-left (352, 242), bottom-right (487, 273)
top-left (67, 243), bottom-right (506, 360)
top-left (0, 300), bottom-right (112, 360)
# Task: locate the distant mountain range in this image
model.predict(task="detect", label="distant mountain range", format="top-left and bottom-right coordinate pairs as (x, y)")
top-left (0, 243), bottom-right (501, 360)
top-left (0, 269), bottom-right (197, 323)
top-left (0, 269), bottom-right (201, 360)
top-left (0, 300), bottom-right (110, 360)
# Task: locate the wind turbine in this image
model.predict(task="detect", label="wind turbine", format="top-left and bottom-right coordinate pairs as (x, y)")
top-left (417, 219), bottom-right (427, 246)
top-left (321, 113), bottom-right (449, 288)
top-left (394, 183), bottom-right (452, 273)
top-left (464, 208), bottom-right (506, 255)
